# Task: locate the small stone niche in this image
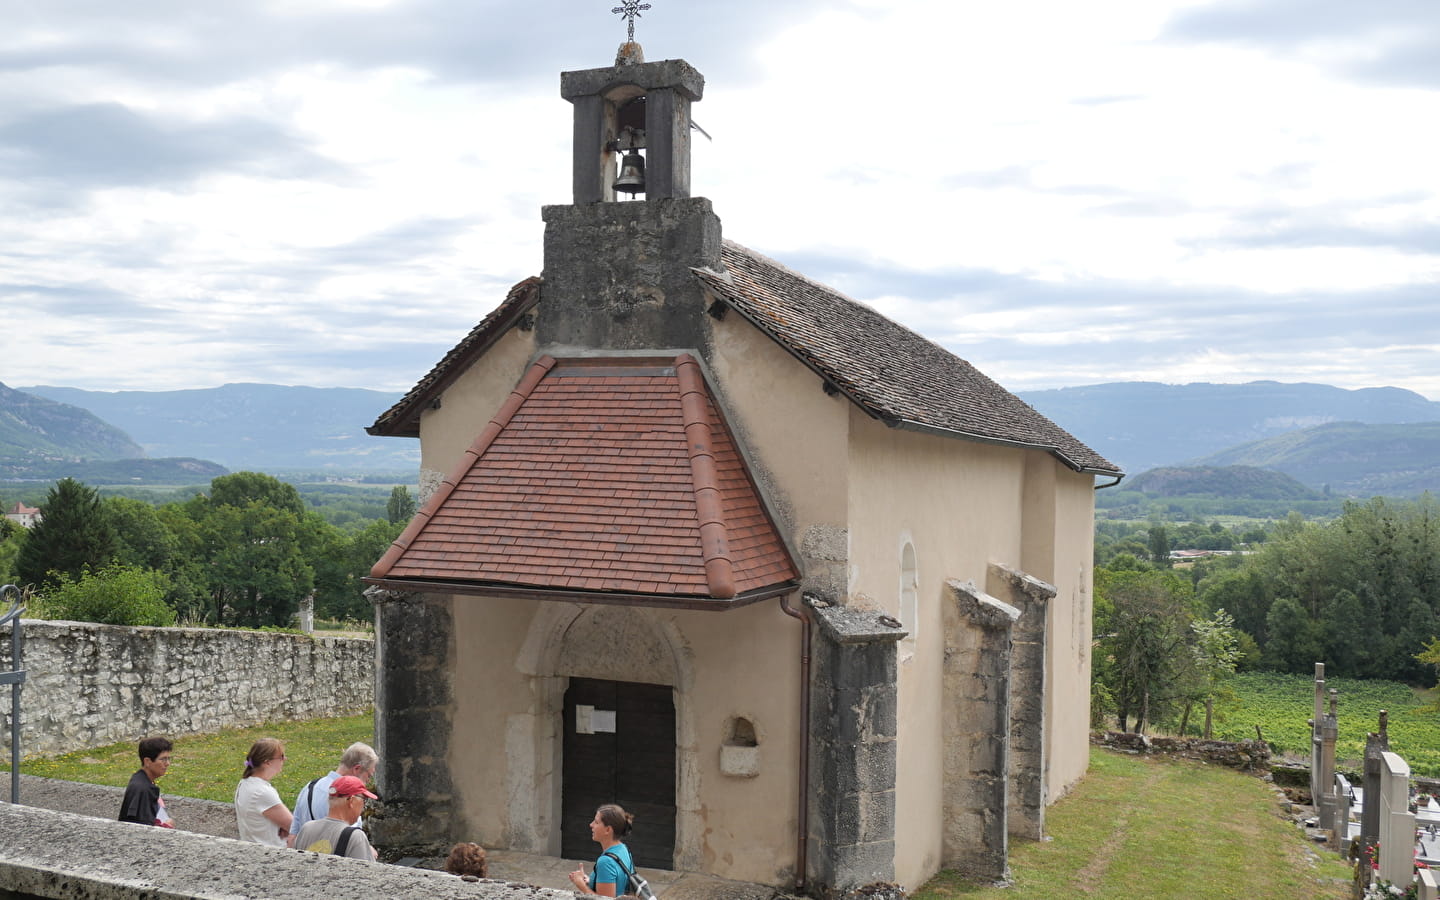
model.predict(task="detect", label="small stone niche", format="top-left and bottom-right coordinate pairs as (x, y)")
top-left (719, 716), bottom-right (760, 778)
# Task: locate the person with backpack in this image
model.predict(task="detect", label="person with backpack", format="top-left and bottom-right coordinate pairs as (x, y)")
top-left (568, 804), bottom-right (652, 898)
top-left (290, 742), bottom-right (378, 839)
top-left (293, 776), bottom-right (378, 861)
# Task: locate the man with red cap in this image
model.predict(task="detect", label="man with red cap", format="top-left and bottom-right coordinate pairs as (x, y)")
top-left (292, 775), bottom-right (378, 861)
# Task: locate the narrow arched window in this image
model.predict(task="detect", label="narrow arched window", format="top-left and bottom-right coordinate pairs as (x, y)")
top-left (900, 542), bottom-right (918, 662)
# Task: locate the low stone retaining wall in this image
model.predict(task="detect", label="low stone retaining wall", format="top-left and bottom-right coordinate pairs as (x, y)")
top-left (1091, 731), bottom-right (1272, 772)
top-left (1, 619), bottom-right (373, 757)
top-left (0, 802), bottom-right (565, 900)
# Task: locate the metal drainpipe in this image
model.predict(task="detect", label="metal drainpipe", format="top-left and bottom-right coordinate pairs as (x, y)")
top-left (779, 592), bottom-right (812, 893)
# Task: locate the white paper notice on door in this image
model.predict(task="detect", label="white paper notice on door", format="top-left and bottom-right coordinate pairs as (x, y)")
top-left (576, 704), bottom-right (594, 734)
top-left (592, 709), bottom-right (617, 733)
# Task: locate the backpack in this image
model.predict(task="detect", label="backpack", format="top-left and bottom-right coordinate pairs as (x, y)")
top-left (603, 850), bottom-right (656, 900)
top-left (301, 777), bottom-right (324, 820)
top-left (334, 825), bottom-right (362, 857)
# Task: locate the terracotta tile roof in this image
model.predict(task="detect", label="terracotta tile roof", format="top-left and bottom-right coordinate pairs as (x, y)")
top-left (369, 354), bottom-right (800, 606)
top-left (693, 241), bottom-right (1122, 475)
top-left (367, 277), bottom-right (542, 438)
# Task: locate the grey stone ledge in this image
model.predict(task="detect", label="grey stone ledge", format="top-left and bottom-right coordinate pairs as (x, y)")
top-left (365, 587), bottom-right (420, 606)
top-left (561, 59), bottom-right (705, 101)
top-left (811, 605), bottom-right (905, 644)
top-left (0, 802), bottom-right (568, 900)
top-left (988, 563), bottom-right (1056, 604)
top-left (946, 580), bottom-right (1020, 631)
top-left (542, 196), bottom-right (716, 227)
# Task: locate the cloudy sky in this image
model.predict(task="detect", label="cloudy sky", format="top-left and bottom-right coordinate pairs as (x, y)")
top-left (2, 0), bottom-right (1437, 400)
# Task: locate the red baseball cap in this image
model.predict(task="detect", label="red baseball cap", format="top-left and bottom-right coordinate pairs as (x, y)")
top-left (329, 776), bottom-right (378, 799)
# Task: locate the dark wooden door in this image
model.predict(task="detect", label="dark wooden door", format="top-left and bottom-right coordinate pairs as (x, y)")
top-left (561, 677), bottom-right (676, 869)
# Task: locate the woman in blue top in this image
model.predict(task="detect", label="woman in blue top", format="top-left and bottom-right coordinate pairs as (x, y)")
top-left (568, 804), bottom-right (634, 897)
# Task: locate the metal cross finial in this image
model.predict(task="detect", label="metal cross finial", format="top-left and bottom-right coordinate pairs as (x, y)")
top-left (612, 0), bottom-right (652, 42)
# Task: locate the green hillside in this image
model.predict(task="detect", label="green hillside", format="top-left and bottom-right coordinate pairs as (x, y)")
top-left (0, 456), bottom-right (228, 483)
top-left (1125, 465), bottom-right (1321, 500)
top-left (0, 381), bottom-right (145, 461)
top-left (1196, 421), bottom-right (1440, 495)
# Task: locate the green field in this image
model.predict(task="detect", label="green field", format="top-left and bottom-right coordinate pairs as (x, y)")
top-left (1210, 672), bottom-right (1440, 776)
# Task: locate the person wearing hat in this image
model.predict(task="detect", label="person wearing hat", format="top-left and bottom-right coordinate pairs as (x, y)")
top-left (292, 775), bottom-right (379, 861)
top-left (291, 742), bottom-right (378, 839)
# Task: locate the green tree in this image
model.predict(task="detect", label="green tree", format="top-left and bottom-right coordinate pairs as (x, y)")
top-left (179, 473), bottom-right (321, 626)
top-left (15, 478), bottom-right (118, 588)
top-left (1147, 524), bottom-right (1172, 568)
top-left (1199, 565), bottom-right (1274, 646)
top-left (154, 500), bottom-right (212, 622)
top-left (314, 518), bottom-right (403, 621)
top-left (386, 486), bottom-right (416, 525)
top-left (1260, 597), bottom-right (1325, 672)
top-left (200, 501), bottom-right (315, 626)
top-left (1187, 496), bottom-right (1440, 681)
top-left (1190, 609), bottom-right (1242, 738)
top-left (104, 496), bottom-right (177, 571)
top-left (35, 563), bottom-right (175, 627)
top-left (1096, 567), bottom-right (1196, 733)
top-left (209, 472), bottom-right (306, 518)
top-left (0, 518), bottom-right (23, 586)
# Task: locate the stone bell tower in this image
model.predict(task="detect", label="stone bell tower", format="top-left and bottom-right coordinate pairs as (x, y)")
top-left (536, 41), bottom-right (724, 355)
top-left (563, 42), bottom-right (703, 203)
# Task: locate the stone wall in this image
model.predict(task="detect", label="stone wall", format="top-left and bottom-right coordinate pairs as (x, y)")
top-left (1091, 732), bottom-right (1271, 772)
top-left (809, 603), bottom-right (901, 898)
top-left (0, 802), bottom-right (570, 900)
top-left (0, 619), bottom-right (373, 757)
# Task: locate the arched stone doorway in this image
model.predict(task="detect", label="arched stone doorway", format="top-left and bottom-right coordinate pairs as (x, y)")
top-left (511, 603), bottom-right (700, 869)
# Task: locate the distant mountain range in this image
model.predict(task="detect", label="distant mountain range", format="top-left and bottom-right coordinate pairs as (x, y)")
top-left (5, 378), bottom-right (1440, 494)
top-left (4, 382), bottom-right (416, 478)
top-left (1016, 381), bottom-right (1440, 477)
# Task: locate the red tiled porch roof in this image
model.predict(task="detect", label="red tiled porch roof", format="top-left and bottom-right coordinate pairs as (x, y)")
top-left (368, 354), bottom-right (800, 608)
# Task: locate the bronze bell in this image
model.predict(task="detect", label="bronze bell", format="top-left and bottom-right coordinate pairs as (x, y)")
top-left (614, 150), bottom-right (646, 195)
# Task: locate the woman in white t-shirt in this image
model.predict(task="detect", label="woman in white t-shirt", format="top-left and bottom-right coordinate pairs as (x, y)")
top-left (234, 738), bottom-right (293, 847)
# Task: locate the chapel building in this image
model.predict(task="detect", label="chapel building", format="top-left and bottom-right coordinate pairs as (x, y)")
top-left (365, 41), bottom-right (1121, 895)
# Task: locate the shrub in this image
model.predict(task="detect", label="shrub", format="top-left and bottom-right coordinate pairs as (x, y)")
top-left (34, 563), bottom-right (176, 627)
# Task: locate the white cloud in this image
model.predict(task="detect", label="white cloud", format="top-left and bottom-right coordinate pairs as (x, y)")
top-left (0, 0), bottom-right (1436, 401)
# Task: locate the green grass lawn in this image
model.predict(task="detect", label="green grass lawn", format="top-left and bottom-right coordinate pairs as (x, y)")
top-left (914, 748), bottom-right (1353, 900)
top-left (1, 712), bottom-right (374, 803)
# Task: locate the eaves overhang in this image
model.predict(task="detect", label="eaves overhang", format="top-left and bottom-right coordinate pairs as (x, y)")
top-left (361, 576), bottom-right (799, 611)
top-left (367, 277), bottom-right (543, 439)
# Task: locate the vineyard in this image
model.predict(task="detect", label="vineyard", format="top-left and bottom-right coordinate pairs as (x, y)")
top-left (1208, 672), bottom-right (1440, 777)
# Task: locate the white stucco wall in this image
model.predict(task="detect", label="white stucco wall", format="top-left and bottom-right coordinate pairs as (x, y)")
top-left (843, 414), bottom-right (1029, 890)
top-left (1042, 469), bottom-right (1097, 799)
top-left (444, 594), bottom-right (808, 885)
top-left (409, 303), bottom-right (1097, 889)
top-left (417, 325), bottom-right (538, 493)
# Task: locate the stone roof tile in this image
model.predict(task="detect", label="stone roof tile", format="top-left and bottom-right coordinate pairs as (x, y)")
top-left (694, 241), bottom-right (1121, 475)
